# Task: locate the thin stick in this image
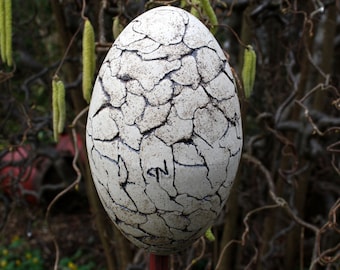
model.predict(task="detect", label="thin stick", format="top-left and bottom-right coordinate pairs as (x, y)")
top-left (45, 106), bottom-right (89, 270)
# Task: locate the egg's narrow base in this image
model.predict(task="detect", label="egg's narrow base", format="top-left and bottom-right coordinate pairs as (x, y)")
top-left (149, 253), bottom-right (169, 270)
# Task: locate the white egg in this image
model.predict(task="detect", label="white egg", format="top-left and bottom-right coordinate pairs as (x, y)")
top-left (86, 6), bottom-right (242, 255)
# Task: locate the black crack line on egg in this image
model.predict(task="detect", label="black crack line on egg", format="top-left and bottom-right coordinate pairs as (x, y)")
top-left (117, 73), bottom-right (133, 82)
top-left (168, 59), bottom-right (202, 91)
top-left (97, 75), bottom-right (113, 101)
top-left (117, 38), bottom-right (161, 56)
top-left (120, 95), bottom-right (147, 126)
top-left (90, 116), bottom-right (142, 153)
top-left (201, 84), bottom-right (234, 105)
top-left (218, 114), bottom-right (242, 142)
top-left (93, 77), bottom-right (125, 114)
top-left (229, 146), bottom-right (242, 157)
top-left (134, 216), bottom-right (175, 239)
top-left (181, 17), bottom-right (215, 52)
top-left (116, 20), bottom-right (146, 45)
top-left (205, 172), bottom-right (215, 191)
top-left (137, 105), bottom-right (172, 135)
top-left (91, 102), bottom-right (113, 119)
top-left (173, 160), bottom-right (206, 169)
top-left (144, 79), bottom-right (190, 110)
top-left (132, 28), bottom-right (193, 59)
top-left (89, 145), bottom-right (101, 170)
top-left (131, 14), bottom-right (187, 46)
top-left (139, 67), bottom-right (180, 97)
top-left (116, 37), bottom-right (218, 91)
top-left (216, 114), bottom-right (232, 141)
top-left (93, 132), bottom-right (120, 142)
top-left (192, 129), bottom-right (214, 149)
top-left (207, 172), bottom-right (229, 208)
top-left (217, 145), bottom-right (240, 175)
top-left (172, 156), bottom-right (215, 200)
top-left (223, 65), bottom-right (235, 83)
top-left (119, 136), bottom-right (141, 152)
top-left (153, 121), bottom-right (194, 146)
top-left (206, 39), bottom-right (227, 60)
top-left (91, 146), bottom-right (124, 174)
top-left (116, 154), bottom-right (128, 180)
top-left (139, 43), bottom-right (193, 62)
top-left (96, 180), bottom-right (122, 211)
top-left (191, 44), bottom-right (225, 61)
top-left (111, 13), bottom-right (229, 95)
top-left (185, 208), bottom-right (215, 229)
top-left (88, 147), bottom-right (106, 174)
top-left (86, 129), bottom-right (93, 142)
top-left (139, 190), bottom-right (158, 215)
top-left (190, 134), bottom-right (215, 189)
top-left (126, 225), bottom-right (151, 238)
top-left (98, 176), bottom-right (145, 218)
top-left (115, 64), bottom-right (138, 82)
top-left (130, 22), bottom-right (165, 46)
top-left (203, 194), bottom-right (222, 208)
top-left (114, 42), bottom-right (229, 102)
top-left (223, 112), bottom-right (240, 127)
top-left (195, 57), bottom-right (225, 84)
top-left (132, 24), bottom-right (193, 57)
top-left (118, 45), bottom-right (184, 67)
top-left (190, 133), bottom-right (212, 162)
top-left (164, 44), bottom-right (227, 89)
top-left (153, 214), bottom-right (175, 237)
top-left (119, 185), bottom-right (140, 214)
top-left (182, 38), bottom-right (218, 51)
top-left (105, 45), bottom-right (123, 61)
top-left (114, 51), bottom-right (183, 95)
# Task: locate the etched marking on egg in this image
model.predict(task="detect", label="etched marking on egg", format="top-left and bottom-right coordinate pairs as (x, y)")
top-left (86, 6), bottom-right (243, 255)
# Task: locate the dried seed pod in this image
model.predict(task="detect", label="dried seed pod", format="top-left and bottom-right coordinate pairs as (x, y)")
top-left (241, 45), bottom-right (256, 98)
top-left (0, 0), bottom-right (6, 63)
top-left (200, 0), bottom-right (218, 34)
top-left (52, 78), bottom-right (59, 142)
top-left (82, 19), bottom-right (96, 103)
top-left (56, 79), bottom-right (66, 134)
top-left (52, 77), bottom-right (66, 141)
top-left (4, 0), bottom-right (12, 66)
top-left (205, 227), bottom-right (216, 242)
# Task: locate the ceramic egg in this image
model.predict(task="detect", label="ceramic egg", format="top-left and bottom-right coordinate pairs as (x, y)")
top-left (86, 6), bottom-right (242, 255)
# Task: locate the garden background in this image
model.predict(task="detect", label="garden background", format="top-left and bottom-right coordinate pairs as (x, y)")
top-left (0, 0), bottom-right (339, 269)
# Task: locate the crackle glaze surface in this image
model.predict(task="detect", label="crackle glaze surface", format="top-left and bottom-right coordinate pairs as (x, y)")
top-left (86, 6), bottom-right (242, 255)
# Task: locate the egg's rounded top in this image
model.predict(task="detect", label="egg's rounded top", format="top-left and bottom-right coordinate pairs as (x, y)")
top-left (86, 6), bottom-right (242, 255)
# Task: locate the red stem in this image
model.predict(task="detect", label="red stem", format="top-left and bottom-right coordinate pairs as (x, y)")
top-left (149, 254), bottom-right (169, 270)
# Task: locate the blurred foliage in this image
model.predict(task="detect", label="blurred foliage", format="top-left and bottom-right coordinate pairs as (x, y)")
top-left (0, 236), bottom-right (44, 270)
top-left (0, 236), bottom-right (98, 270)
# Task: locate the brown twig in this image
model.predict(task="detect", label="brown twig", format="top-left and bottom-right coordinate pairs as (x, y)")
top-left (45, 106), bottom-right (88, 270)
top-left (215, 240), bottom-right (242, 270)
top-left (218, 23), bottom-right (248, 48)
top-left (53, 24), bottom-right (82, 77)
top-left (81, 0), bottom-right (87, 20)
top-left (184, 237), bottom-right (206, 270)
top-left (98, 0), bottom-right (108, 44)
top-left (241, 152), bottom-right (340, 269)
